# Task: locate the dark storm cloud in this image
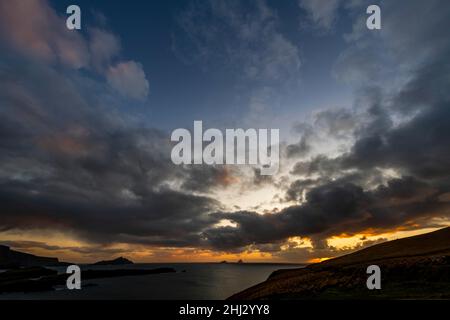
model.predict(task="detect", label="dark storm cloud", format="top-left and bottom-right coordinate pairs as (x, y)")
top-left (341, 59), bottom-right (450, 180)
top-left (0, 179), bottom-right (219, 244)
top-left (314, 108), bottom-right (358, 139)
top-left (1, 0), bottom-right (450, 259)
top-left (0, 0), bottom-right (237, 251)
top-left (291, 155), bottom-right (341, 177)
top-left (205, 181), bottom-right (370, 250)
top-left (286, 124), bottom-right (313, 158)
top-left (252, 168), bottom-right (274, 186)
top-left (203, 0), bottom-right (450, 251)
top-left (343, 102), bottom-right (450, 180)
top-left (286, 107), bottom-right (360, 159)
top-left (285, 178), bottom-right (322, 202)
top-left (204, 176), bottom-right (449, 251)
top-left (180, 165), bottom-right (235, 192)
top-left (0, 51), bottom-right (225, 248)
top-left (286, 137), bottom-right (311, 158)
top-left (305, 0), bottom-right (450, 181)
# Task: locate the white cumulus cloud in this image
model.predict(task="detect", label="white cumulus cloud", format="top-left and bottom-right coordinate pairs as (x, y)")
top-left (106, 61), bottom-right (149, 100)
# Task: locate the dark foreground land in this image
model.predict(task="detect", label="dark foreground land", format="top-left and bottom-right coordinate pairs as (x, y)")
top-left (0, 244), bottom-right (176, 294)
top-left (229, 227), bottom-right (450, 299)
top-left (0, 267), bottom-right (176, 294)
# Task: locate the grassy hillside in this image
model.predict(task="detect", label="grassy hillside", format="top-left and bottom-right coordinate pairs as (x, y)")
top-left (321, 227), bottom-right (450, 267)
top-left (229, 227), bottom-right (450, 300)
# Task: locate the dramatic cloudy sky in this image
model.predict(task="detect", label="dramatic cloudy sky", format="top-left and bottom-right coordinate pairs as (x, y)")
top-left (0, 0), bottom-right (449, 263)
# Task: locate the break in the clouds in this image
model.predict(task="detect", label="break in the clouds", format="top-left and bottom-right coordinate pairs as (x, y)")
top-left (0, 0), bottom-right (449, 261)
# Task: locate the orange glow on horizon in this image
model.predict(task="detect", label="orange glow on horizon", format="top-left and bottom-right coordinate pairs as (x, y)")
top-left (308, 257), bottom-right (332, 263)
top-left (1, 223), bottom-right (449, 264)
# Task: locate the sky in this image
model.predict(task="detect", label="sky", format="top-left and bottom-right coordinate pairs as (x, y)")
top-left (0, 0), bottom-right (449, 263)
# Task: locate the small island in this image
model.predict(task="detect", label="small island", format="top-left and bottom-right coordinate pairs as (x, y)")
top-left (92, 257), bottom-right (134, 266)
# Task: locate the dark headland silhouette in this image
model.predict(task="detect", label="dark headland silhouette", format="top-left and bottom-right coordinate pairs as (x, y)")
top-left (0, 247), bottom-right (175, 294)
top-left (0, 245), bottom-right (68, 268)
top-left (229, 227), bottom-right (450, 300)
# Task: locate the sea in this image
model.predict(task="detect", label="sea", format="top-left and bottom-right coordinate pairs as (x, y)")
top-left (0, 263), bottom-right (304, 300)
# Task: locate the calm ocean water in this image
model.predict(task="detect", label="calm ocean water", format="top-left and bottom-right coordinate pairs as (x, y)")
top-left (0, 263), bottom-right (304, 300)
